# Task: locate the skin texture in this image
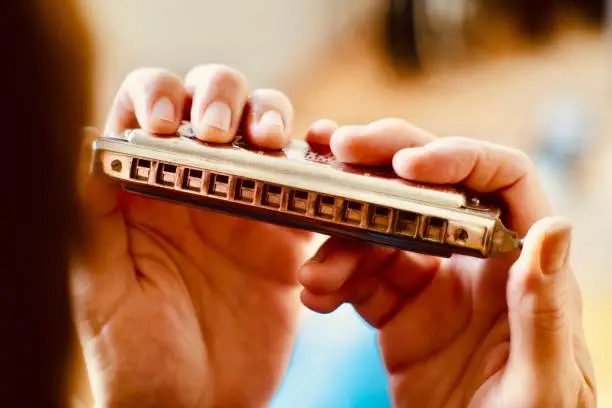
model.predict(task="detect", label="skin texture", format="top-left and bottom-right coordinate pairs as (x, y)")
top-left (73, 65), bottom-right (309, 407)
top-left (72, 64), bottom-right (596, 408)
top-left (300, 120), bottom-right (596, 408)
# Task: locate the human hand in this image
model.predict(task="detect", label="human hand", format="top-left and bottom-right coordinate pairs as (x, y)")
top-left (72, 65), bottom-right (312, 408)
top-left (299, 119), bottom-right (596, 407)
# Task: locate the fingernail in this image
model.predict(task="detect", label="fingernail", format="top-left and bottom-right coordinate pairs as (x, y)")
top-left (540, 222), bottom-right (572, 275)
top-left (151, 97), bottom-right (176, 123)
top-left (201, 101), bottom-right (232, 132)
top-left (258, 111), bottom-right (284, 131)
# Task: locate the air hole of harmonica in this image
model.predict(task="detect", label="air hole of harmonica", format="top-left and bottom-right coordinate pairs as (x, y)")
top-left (138, 159), bottom-right (151, 168)
top-left (208, 173), bottom-right (230, 197)
top-left (130, 159), bottom-right (152, 181)
top-left (242, 180), bottom-right (255, 190)
top-left (288, 190), bottom-right (308, 213)
top-left (163, 164), bottom-right (177, 173)
top-left (267, 185), bottom-right (282, 195)
top-left (370, 206), bottom-right (390, 230)
top-left (111, 159), bottom-right (122, 172)
top-left (375, 207), bottom-right (389, 216)
top-left (321, 196), bottom-right (335, 206)
top-left (189, 169), bottom-right (203, 179)
top-left (182, 168), bottom-right (203, 191)
top-left (294, 190), bottom-right (308, 200)
top-left (342, 201), bottom-right (362, 225)
top-left (423, 217), bottom-right (446, 242)
top-left (262, 184), bottom-right (282, 208)
top-left (347, 201), bottom-right (361, 211)
top-left (429, 217), bottom-right (445, 228)
top-left (395, 211), bottom-right (418, 236)
top-left (315, 195), bottom-right (335, 218)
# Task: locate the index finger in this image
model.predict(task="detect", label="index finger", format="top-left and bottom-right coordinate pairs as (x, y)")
top-left (392, 137), bottom-right (552, 235)
top-left (328, 120), bottom-right (551, 236)
top-left (104, 67), bottom-right (187, 135)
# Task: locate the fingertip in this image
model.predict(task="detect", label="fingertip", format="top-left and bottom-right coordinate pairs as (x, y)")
top-left (298, 238), bottom-right (366, 294)
top-left (298, 263), bottom-right (333, 295)
top-left (249, 110), bottom-right (289, 150)
top-left (243, 89), bottom-right (293, 150)
top-left (391, 147), bottom-right (425, 179)
top-left (196, 126), bottom-right (234, 144)
top-left (300, 290), bottom-right (344, 314)
top-left (122, 68), bottom-right (186, 135)
top-left (329, 125), bottom-right (364, 162)
top-left (148, 96), bottom-right (181, 134)
top-left (520, 217), bottom-right (573, 275)
top-left (187, 65), bottom-right (250, 144)
top-left (305, 119), bottom-right (338, 145)
top-left (330, 118), bottom-right (437, 165)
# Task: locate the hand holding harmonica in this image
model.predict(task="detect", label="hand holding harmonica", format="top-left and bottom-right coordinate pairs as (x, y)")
top-left (77, 65), bottom-right (592, 408)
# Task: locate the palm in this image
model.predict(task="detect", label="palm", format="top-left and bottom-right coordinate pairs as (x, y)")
top-left (81, 191), bottom-right (312, 406)
top-left (368, 254), bottom-right (516, 407)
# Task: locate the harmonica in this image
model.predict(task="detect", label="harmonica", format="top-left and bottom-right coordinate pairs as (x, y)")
top-left (90, 122), bottom-right (522, 258)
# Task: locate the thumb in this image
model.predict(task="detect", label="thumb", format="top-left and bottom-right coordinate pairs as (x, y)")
top-left (507, 216), bottom-right (575, 373)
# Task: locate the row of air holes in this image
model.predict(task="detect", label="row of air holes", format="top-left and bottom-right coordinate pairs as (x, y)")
top-left (132, 159), bottom-right (451, 243)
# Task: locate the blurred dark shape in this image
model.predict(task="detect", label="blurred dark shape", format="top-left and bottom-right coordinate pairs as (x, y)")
top-left (513, 0), bottom-right (556, 39)
top-left (382, 0), bottom-right (476, 74)
top-left (381, 0), bottom-right (608, 75)
top-left (564, 0), bottom-right (608, 23)
top-left (383, 0), bottom-right (422, 71)
top-left (505, 0), bottom-right (607, 34)
top-left (3, 1), bottom-right (93, 407)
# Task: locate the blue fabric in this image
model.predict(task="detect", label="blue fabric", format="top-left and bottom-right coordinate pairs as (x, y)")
top-left (270, 305), bottom-right (391, 408)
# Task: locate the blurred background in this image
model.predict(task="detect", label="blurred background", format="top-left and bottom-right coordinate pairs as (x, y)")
top-left (78, 0), bottom-right (611, 406)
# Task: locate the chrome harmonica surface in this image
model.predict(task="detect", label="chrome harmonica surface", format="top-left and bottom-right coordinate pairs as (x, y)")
top-left (90, 122), bottom-right (522, 258)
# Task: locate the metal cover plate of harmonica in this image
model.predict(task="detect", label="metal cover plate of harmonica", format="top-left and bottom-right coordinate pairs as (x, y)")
top-left (90, 122), bottom-right (522, 259)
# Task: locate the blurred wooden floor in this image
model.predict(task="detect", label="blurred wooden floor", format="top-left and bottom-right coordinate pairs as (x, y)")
top-left (289, 25), bottom-right (612, 405)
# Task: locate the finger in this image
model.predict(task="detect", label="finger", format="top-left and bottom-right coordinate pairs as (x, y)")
top-left (300, 273), bottom-right (403, 327)
top-left (240, 89), bottom-right (293, 150)
top-left (299, 290), bottom-right (345, 314)
top-left (104, 68), bottom-right (186, 135)
top-left (506, 217), bottom-right (575, 375)
top-left (330, 118), bottom-right (436, 165)
top-left (304, 119), bottom-right (338, 145)
top-left (299, 238), bottom-right (376, 295)
top-left (299, 238), bottom-right (438, 327)
top-left (392, 137), bottom-right (551, 235)
top-left (185, 64), bottom-right (249, 143)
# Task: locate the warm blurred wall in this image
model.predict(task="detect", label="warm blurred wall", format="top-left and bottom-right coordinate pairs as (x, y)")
top-left (78, 0), bottom-right (383, 126)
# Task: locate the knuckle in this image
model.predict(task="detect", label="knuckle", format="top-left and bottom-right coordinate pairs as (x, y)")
top-left (186, 63), bottom-right (248, 91)
top-left (509, 147), bottom-right (534, 170)
top-left (211, 66), bottom-right (248, 89)
top-left (529, 305), bottom-right (567, 333)
top-left (438, 135), bottom-right (473, 146)
top-left (372, 117), bottom-right (409, 129)
top-left (249, 89), bottom-right (293, 115)
top-left (124, 67), bottom-right (181, 91)
top-left (526, 292), bottom-right (571, 334)
top-left (250, 88), bottom-right (290, 103)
